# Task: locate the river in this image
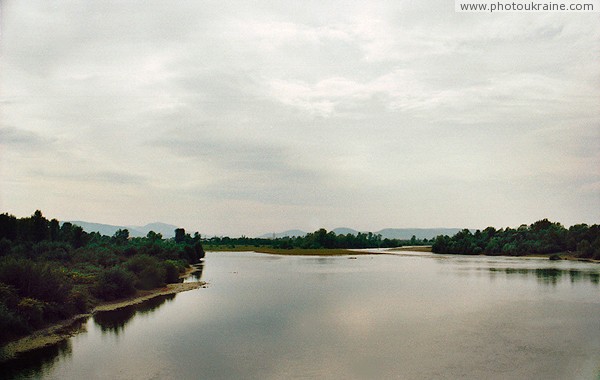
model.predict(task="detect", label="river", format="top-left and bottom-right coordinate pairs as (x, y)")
top-left (2, 250), bottom-right (599, 379)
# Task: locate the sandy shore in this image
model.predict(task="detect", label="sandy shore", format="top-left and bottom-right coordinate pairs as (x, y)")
top-left (0, 267), bottom-right (206, 363)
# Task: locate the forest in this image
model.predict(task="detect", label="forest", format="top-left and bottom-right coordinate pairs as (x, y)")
top-left (203, 228), bottom-right (428, 250)
top-left (432, 219), bottom-right (600, 259)
top-left (0, 211), bottom-right (204, 343)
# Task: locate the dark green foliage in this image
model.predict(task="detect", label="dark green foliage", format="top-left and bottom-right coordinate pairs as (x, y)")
top-left (0, 303), bottom-right (29, 339)
top-left (125, 254), bottom-right (159, 275)
top-left (112, 228), bottom-right (130, 244)
top-left (0, 258), bottom-right (72, 304)
top-left (432, 219), bottom-right (600, 258)
top-left (31, 210), bottom-right (48, 243)
top-left (93, 267), bottom-right (136, 301)
top-left (162, 261), bottom-right (181, 283)
top-left (0, 210), bottom-right (204, 343)
top-left (137, 266), bottom-right (166, 290)
top-left (203, 229), bottom-right (423, 250)
top-left (0, 213), bottom-right (18, 241)
top-left (125, 254), bottom-right (165, 289)
top-left (175, 228), bottom-right (186, 243)
top-left (0, 238), bottom-right (11, 256)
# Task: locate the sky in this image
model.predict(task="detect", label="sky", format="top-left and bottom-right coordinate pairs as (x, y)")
top-left (1, 1), bottom-right (599, 237)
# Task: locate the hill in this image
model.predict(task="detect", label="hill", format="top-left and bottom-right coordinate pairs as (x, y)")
top-left (66, 221), bottom-right (179, 238)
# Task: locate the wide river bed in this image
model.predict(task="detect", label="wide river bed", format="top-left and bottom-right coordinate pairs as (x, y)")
top-left (3, 250), bottom-right (600, 379)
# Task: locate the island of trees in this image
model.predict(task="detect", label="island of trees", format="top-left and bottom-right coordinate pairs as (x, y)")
top-left (203, 229), bottom-right (428, 250)
top-left (431, 219), bottom-right (600, 259)
top-left (0, 210), bottom-right (204, 343)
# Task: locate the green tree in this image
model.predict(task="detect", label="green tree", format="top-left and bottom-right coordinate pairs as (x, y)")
top-left (175, 228), bottom-right (186, 243)
top-left (113, 229), bottom-right (130, 245)
top-left (32, 210), bottom-right (48, 243)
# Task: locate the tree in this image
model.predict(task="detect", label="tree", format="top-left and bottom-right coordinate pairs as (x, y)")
top-left (32, 210), bottom-right (48, 243)
top-left (49, 219), bottom-right (60, 241)
top-left (113, 229), bottom-right (130, 244)
top-left (146, 231), bottom-right (163, 242)
top-left (175, 228), bottom-right (186, 244)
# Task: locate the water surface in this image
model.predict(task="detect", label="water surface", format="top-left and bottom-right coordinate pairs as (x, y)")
top-left (3, 251), bottom-right (600, 379)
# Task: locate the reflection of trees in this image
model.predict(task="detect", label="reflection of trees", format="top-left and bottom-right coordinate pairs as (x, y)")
top-left (489, 267), bottom-right (600, 286)
top-left (187, 262), bottom-right (204, 282)
top-left (93, 294), bottom-right (175, 335)
top-left (0, 337), bottom-right (73, 379)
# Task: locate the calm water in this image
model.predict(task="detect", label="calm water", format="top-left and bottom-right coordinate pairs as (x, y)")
top-left (2, 251), bottom-right (600, 379)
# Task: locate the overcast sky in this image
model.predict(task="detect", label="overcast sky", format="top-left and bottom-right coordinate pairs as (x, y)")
top-left (1, 1), bottom-right (599, 236)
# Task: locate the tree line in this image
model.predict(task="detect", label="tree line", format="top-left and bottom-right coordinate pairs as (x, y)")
top-left (203, 228), bottom-right (429, 250)
top-left (0, 211), bottom-right (204, 343)
top-left (432, 219), bottom-right (600, 259)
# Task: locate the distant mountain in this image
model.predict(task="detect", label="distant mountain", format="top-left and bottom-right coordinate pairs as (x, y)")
top-left (258, 229), bottom-right (307, 239)
top-left (128, 222), bottom-right (179, 238)
top-left (66, 221), bottom-right (179, 238)
top-left (332, 227), bottom-right (360, 235)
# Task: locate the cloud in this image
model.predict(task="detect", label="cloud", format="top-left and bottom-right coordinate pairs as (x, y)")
top-left (1, 1), bottom-right (599, 234)
top-left (0, 126), bottom-right (51, 148)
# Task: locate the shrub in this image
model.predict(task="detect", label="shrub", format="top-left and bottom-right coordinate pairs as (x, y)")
top-left (137, 266), bottom-right (166, 290)
top-left (66, 288), bottom-right (90, 314)
top-left (32, 241), bottom-right (72, 262)
top-left (0, 303), bottom-right (29, 341)
top-left (125, 254), bottom-right (159, 275)
top-left (0, 258), bottom-right (72, 304)
top-left (0, 283), bottom-right (19, 309)
top-left (17, 297), bottom-right (45, 328)
top-left (93, 267), bottom-right (136, 301)
top-left (162, 261), bottom-right (180, 283)
top-left (0, 238), bottom-right (11, 256)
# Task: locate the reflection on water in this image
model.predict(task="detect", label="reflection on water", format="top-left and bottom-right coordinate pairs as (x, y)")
top-left (93, 294), bottom-right (176, 335)
top-left (1, 262), bottom-right (206, 380)
top-left (3, 253), bottom-right (600, 380)
top-left (184, 261), bottom-right (204, 283)
top-left (0, 337), bottom-right (73, 380)
top-left (489, 267), bottom-right (600, 286)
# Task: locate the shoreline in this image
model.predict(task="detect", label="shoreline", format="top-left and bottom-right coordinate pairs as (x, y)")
top-left (0, 266), bottom-right (206, 363)
top-left (250, 247), bottom-right (382, 256)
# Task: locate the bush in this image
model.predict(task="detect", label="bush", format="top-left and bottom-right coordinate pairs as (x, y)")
top-left (0, 283), bottom-right (19, 309)
top-left (93, 267), bottom-right (136, 301)
top-left (66, 288), bottom-right (90, 314)
top-left (0, 258), bottom-right (72, 304)
top-left (125, 254), bottom-right (159, 275)
top-left (17, 297), bottom-right (45, 328)
top-left (137, 266), bottom-right (166, 290)
top-left (32, 241), bottom-right (72, 262)
top-left (0, 303), bottom-right (29, 341)
top-left (0, 238), bottom-right (11, 256)
top-left (162, 261), bottom-right (180, 283)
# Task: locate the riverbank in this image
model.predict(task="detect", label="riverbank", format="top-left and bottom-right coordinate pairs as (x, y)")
top-left (252, 247), bottom-right (368, 256)
top-left (0, 266), bottom-right (206, 363)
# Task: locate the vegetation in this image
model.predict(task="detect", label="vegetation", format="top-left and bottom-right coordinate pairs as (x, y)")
top-left (0, 211), bottom-right (204, 343)
top-left (203, 228), bottom-right (429, 251)
top-left (432, 219), bottom-right (600, 259)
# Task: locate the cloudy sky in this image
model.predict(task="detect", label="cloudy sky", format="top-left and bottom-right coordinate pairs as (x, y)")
top-left (1, 1), bottom-right (599, 236)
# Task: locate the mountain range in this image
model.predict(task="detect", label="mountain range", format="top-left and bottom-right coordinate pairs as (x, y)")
top-left (66, 221), bottom-right (179, 238)
top-left (68, 220), bottom-right (465, 240)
